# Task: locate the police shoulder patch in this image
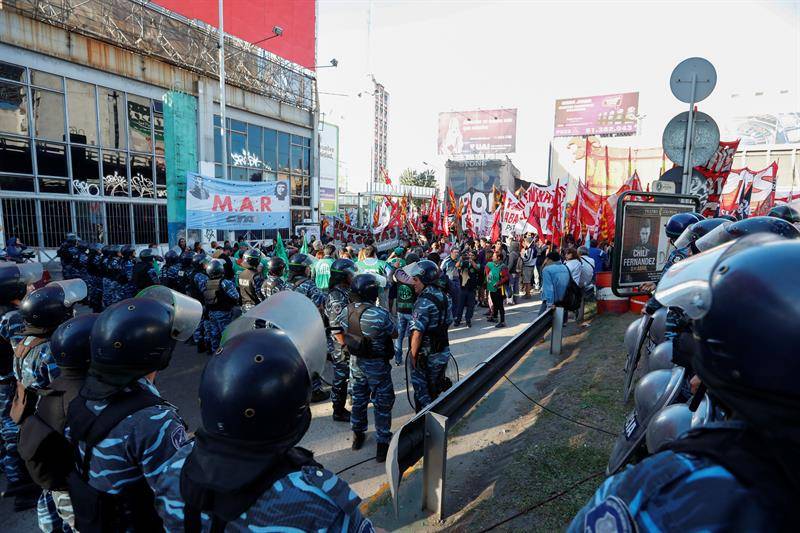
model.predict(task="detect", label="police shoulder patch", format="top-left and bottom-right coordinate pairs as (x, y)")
top-left (170, 425), bottom-right (188, 450)
top-left (584, 495), bottom-right (635, 533)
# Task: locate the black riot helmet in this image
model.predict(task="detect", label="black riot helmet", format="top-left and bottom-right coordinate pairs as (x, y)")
top-left (674, 218), bottom-right (729, 254)
top-left (77, 240), bottom-right (88, 252)
top-left (20, 280), bottom-right (86, 332)
top-left (396, 259), bottom-right (440, 285)
top-left (0, 263), bottom-right (43, 304)
top-left (329, 258), bottom-right (357, 287)
top-left (164, 249), bottom-right (179, 265)
top-left (139, 248), bottom-right (162, 263)
top-left (718, 214), bottom-right (738, 222)
top-left (199, 328), bottom-right (312, 443)
top-left (665, 212), bottom-right (700, 241)
top-left (205, 258), bottom-right (226, 280)
top-left (88, 242), bottom-right (103, 255)
top-left (405, 252), bottom-right (420, 264)
top-left (767, 204), bottom-right (800, 224)
top-left (85, 286), bottom-right (202, 399)
top-left (288, 253), bottom-right (314, 277)
top-left (121, 244), bottom-right (136, 258)
top-left (267, 256), bottom-right (286, 276)
top-left (191, 252), bottom-right (208, 272)
top-left (350, 273), bottom-right (380, 303)
top-left (180, 251), bottom-right (195, 268)
top-left (65, 233), bottom-right (78, 245)
top-left (242, 248), bottom-right (261, 270)
top-left (101, 245), bottom-right (113, 258)
top-left (50, 313), bottom-right (98, 370)
top-left (656, 236), bottom-right (800, 428)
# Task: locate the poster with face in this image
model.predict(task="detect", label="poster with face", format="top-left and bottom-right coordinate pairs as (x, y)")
top-left (617, 202), bottom-right (694, 286)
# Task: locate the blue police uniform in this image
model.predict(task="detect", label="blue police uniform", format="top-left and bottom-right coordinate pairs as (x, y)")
top-left (86, 253), bottom-right (104, 311)
top-left (119, 258), bottom-right (137, 300)
top-left (154, 443), bottom-right (374, 532)
top-left (326, 286), bottom-right (352, 410)
top-left (0, 308), bottom-right (25, 486)
top-left (293, 277), bottom-right (326, 307)
top-left (102, 257), bottom-right (122, 308)
top-left (348, 303), bottom-right (396, 444)
top-left (191, 271), bottom-right (209, 346)
top-left (410, 285), bottom-right (453, 410)
top-left (66, 378), bottom-right (189, 528)
top-left (261, 274), bottom-right (289, 299)
top-left (160, 264), bottom-right (182, 291)
top-left (569, 438), bottom-right (767, 532)
top-left (57, 244), bottom-right (80, 280)
top-left (205, 279), bottom-right (239, 352)
top-left (75, 250), bottom-right (89, 282)
top-left (665, 245), bottom-right (691, 271)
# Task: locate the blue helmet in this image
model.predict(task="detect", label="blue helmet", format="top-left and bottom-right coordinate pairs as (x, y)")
top-left (329, 258), bottom-right (356, 287)
top-left (767, 204), bottom-right (800, 224)
top-left (350, 272), bottom-right (380, 302)
top-left (164, 249), bottom-right (179, 265)
top-left (727, 216), bottom-right (800, 240)
top-left (199, 328), bottom-right (311, 443)
top-left (180, 251), bottom-right (195, 268)
top-left (50, 313), bottom-right (98, 370)
top-left (665, 212), bottom-right (700, 241)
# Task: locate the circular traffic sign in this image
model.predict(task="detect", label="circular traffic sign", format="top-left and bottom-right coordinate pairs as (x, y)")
top-left (662, 111), bottom-right (720, 167)
top-left (669, 57), bottom-right (717, 103)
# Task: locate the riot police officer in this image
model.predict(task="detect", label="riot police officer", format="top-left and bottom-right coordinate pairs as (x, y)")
top-left (85, 243), bottom-right (104, 312)
top-left (261, 256), bottom-right (289, 300)
top-left (65, 286), bottom-right (200, 533)
top-left (101, 245), bottom-right (122, 309)
top-left (346, 273), bottom-right (397, 462)
top-left (396, 259), bottom-right (453, 412)
top-left (324, 258), bottom-right (358, 421)
top-left (74, 240), bottom-right (89, 283)
top-left (15, 279), bottom-right (85, 525)
top-left (571, 236), bottom-right (800, 531)
top-left (151, 327), bottom-right (375, 531)
top-left (118, 244), bottom-right (138, 300)
top-left (159, 249), bottom-right (181, 290)
top-left (188, 252), bottom-right (209, 353)
top-left (56, 233), bottom-right (80, 280)
top-left (18, 313), bottom-right (98, 530)
top-left (236, 248), bottom-right (264, 313)
top-left (131, 248), bottom-right (162, 292)
top-left (203, 259), bottom-right (240, 353)
top-left (0, 263), bottom-right (42, 510)
top-left (288, 253), bottom-right (326, 308)
top-left (175, 250), bottom-right (195, 295)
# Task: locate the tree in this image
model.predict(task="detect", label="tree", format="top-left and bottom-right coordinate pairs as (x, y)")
top-left (399, 167), bottom-right (436, 189)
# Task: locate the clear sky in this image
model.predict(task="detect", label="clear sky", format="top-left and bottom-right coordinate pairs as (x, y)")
top-left (316, 0), bottom-right (800, 192)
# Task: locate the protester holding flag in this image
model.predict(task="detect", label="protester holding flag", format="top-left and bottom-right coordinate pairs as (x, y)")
top-left (485, 250), bottom-right (509, 328)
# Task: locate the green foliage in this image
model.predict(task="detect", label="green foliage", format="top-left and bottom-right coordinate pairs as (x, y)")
top-left (399, 167), bottom-right (436, 189)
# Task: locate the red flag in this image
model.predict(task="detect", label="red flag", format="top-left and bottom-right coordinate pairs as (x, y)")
top-left (382, 167), bottom-right (392, 185)
top-left (490, 204), bottom-right (502, 242)
top-left (447, 187), bottom-right (457, 215)
top-left (464, 204), bottom-right (475, 238)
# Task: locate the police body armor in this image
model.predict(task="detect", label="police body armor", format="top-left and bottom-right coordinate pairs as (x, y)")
top-left (204, 279), bottom-right (236, 312)
top-left (175, 269), bottom-right (190, 295)
top-left (263, 276), bottom-right (286, 297)
top-left (11, 336), bottom-right (49, 424)
top-left (0, 304), bottom-right (15, 380)
top-left (396, 283), bottom-right (415, 314)
top-left (17, 369), bottom-right (84, 490)
top-left (65, 389), bottom-right (168, 533)
top-left (418, 290), bottom-right (450, 353)
top-left (344, 303), bottom-right (392, 359)
top-left (131, 262), bottom-right (155, 291)
top-left (238, 269), bottom-right (262, 308)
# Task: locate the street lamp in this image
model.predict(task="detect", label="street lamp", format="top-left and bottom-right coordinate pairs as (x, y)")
top-left (315, 58), bottom-right (339, 69)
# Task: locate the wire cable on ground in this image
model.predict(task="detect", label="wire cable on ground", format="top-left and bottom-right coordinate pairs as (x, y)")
top-left (335, 457), bottom-right (375, 476)
top-left (502, 375), bottom-right (617, 436)
top-left (475, 470), bottom-right (605, 532)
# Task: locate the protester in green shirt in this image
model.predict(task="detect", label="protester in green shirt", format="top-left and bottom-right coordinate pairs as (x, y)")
top-left (485, 250), bottom-right (510, 328)
top-left (313, 244), bottom-right (336, 290)
top-left (355, 245), bottom-right (387, 276)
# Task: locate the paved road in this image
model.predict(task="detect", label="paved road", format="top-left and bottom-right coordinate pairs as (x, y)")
top-left (2, 293), bottom-right (544, 530)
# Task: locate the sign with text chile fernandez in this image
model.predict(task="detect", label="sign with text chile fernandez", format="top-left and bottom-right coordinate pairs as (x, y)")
top-left (185, 173), bottom-right (291, 230)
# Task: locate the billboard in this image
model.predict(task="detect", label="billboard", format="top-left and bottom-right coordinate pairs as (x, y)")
top-left (319, 123), bottom-right (339, 215)
top-left (554, 92), bottom-right (639, 137)
top-left (153, 0), bottom-right (316, 70)
top-left (438, 109), bottom-right (517, 156)
top-left (185, 173), bottom-right (290, 230)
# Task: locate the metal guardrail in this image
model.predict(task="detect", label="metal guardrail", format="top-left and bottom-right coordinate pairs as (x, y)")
top-left (386, 306), bottom-right (562, 520)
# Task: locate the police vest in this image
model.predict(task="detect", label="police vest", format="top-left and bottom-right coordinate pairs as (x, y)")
top-left (66, 388), bottom-right (168, 533)
top-left (418, 291), bottom-right (450, 353)
top-left (204, 279), bottom-right (236, 311)
top-left (345, 303), bottom-right (392, 359)
top-left (262, 276), bottom-right (286, 298)
top-left (131, 262), bottom-right (155, 291)
top-left (396, 283), bottom-right (416, 313)
top-left (11, 336), bottom-right (48, 424)
top-left (17, 369), bottom-right (85, 490)
top-left (237, 269), bottom-right (262, 307)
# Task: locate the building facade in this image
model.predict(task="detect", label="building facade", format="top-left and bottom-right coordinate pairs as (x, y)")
top-left (0, 0), bottom-right (318, 254)
top-left (371, 78), bottom-right (389, 183)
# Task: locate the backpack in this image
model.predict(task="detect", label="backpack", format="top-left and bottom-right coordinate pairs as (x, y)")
top-left (556, 265), bottom-right (583, 312)
top-left (344, 303), bottom-right (372, 357)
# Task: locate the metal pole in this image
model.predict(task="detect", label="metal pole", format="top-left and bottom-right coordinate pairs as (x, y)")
top-left (550, 307), bottom-right (564, 355)
top-left (218, 0), bottom-right (228, 181)
top-left (680, 72), bottom-right (697, 194)
top-left (422, 411), bottom-right (449, 520)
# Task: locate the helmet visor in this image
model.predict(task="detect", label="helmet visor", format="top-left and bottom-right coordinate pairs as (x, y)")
top-left (655, 241), bottom-right (735, 319)
top-left (221, 291), bottom-right (327, 380)
top-left (48, 279), bottom-right (87, 306)
top-left (396, 262), bottom-right (424, 285)
top-left (136, 285), bottom-right (203, 342)
top-left (673, 225), bottom-right (696, 250)
top-left (694, 221), bottom-right (733, 253)
top-left (18, 263), bottom-right (44, 285)
top-left (360, 271), bottom-right (388, 288)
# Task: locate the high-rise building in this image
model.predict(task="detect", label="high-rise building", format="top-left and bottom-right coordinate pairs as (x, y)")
top-left (371, 78), bottom-right (389, 183)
